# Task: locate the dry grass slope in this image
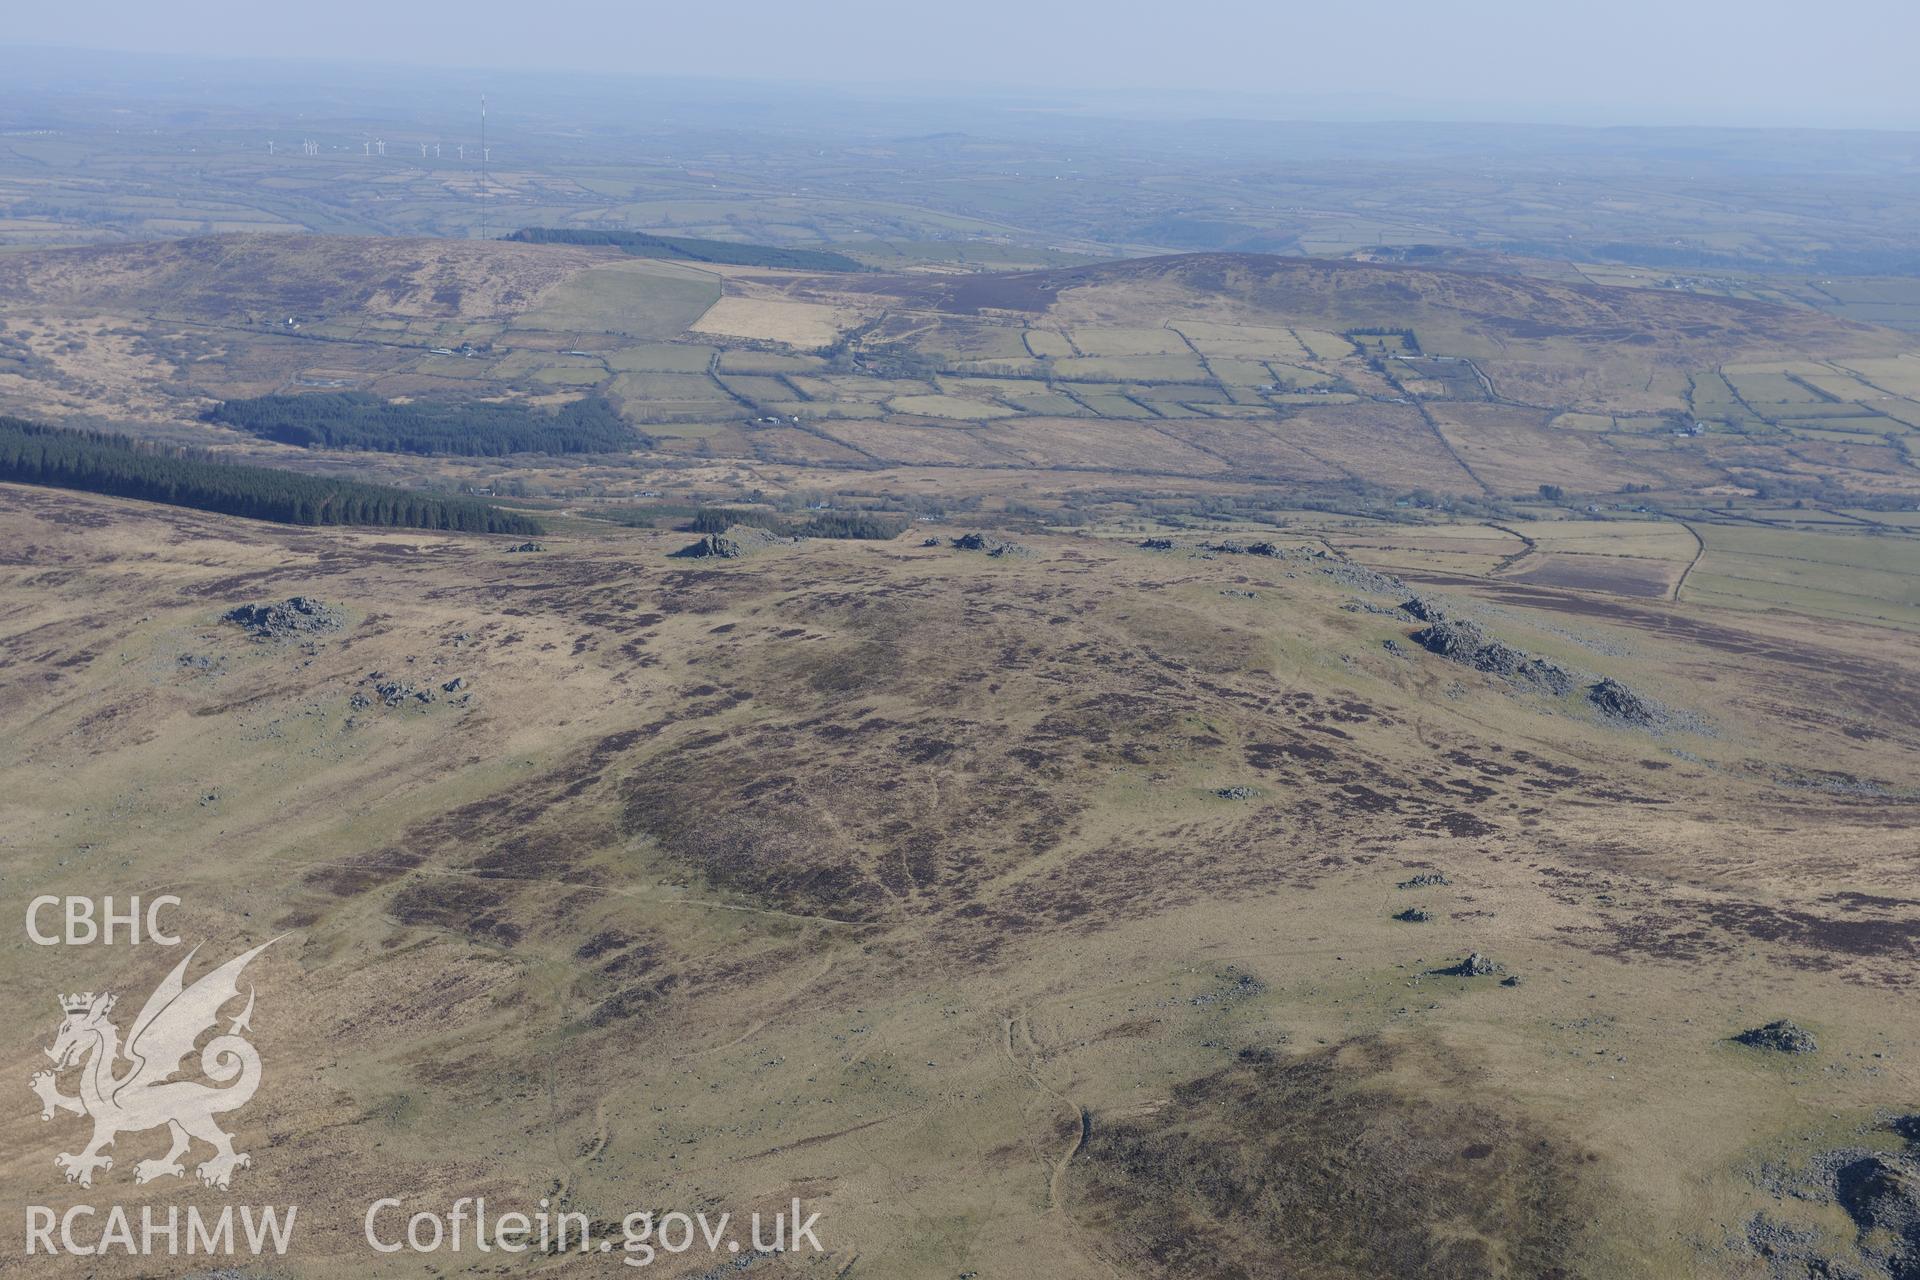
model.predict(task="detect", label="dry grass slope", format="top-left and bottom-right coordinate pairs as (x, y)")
top-left (0, 484), bottom-right (1915, 1276)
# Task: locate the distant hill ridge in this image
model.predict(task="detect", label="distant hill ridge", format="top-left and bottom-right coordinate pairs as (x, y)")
top-left (504, 227), bottom-right (863, 272)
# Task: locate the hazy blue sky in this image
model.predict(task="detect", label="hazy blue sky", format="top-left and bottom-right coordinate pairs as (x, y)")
top-left (9, 0), bottom-right (1919, 129)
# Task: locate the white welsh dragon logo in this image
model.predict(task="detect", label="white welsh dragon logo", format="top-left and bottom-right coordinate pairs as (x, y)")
top-left (29, 940), bottom-right (275, 1190)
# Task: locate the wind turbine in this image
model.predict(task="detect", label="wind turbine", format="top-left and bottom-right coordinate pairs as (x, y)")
top-left (478, 94), bottom-right (488, 241)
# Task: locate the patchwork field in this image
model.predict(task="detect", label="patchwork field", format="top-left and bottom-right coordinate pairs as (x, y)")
top-left (2, 236), bottom-right (1916, 514)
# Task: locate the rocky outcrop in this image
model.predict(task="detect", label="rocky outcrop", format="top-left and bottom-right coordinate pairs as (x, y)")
top-left (1587, 677), bottom-right (1665, 728)
top-left (1835, 1155), bottom-right (1920, 1280)
top-left (1405, 618), bottom-right (1683, 731)
top-left (673, 525), bottom-right (786, 559)
top-left (1410, 617), bottom-right (1484, 661)
top-left (1309, 557), bottom-right (1406, 594)
top-left (1747, 1146), bottom-right (1920, 1280)
top-left (1735, 1020), bottom-right (1819, 1054)
top-left (951, 532), bottom-right (1030, 557)
top-left (1441, 952), bottom-right (1504, 977)
top-left (1410, 618), bottom-right (1574, 693)
top-left (222, 596), bottom-right (344, 641)
top-left (675, 533), bottom-right (746, 559)
top-left (366, 672), bottom-right (435, 707)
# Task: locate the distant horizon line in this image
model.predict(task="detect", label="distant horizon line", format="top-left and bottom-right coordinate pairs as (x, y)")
top-left (1, 40), bottom-right (1917, 136)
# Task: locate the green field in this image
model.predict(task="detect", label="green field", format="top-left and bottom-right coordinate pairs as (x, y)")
top-left (512, 260), bottom-right (721, 337)
top-left (1684, 522), bottom-right (1920, 625)
top-left (607, 342), bottom-right (717, 372)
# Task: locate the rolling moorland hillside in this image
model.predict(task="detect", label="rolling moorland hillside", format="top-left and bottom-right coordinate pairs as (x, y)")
top-left (1, 482), bottom-right (1915, 1278)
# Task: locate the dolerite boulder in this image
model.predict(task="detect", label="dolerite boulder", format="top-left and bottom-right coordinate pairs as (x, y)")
top-left (1139, 537), bottom-right (1175, 550)
top-left (505, 541), bottom-right (545, 553)
top-left (1587, 677), bottom-right (1664, 728)
top-left (1735, 1019), bottom-right (1819, 1054)
top-left (367, 673), bottom-right (434, 707)
top-left (1400, 595), bottom-right (1450, 622)
top-left (1410, 619), bottom-right (1574, 693)
top-left (951, 532), bottom-right (991, 550)
top-left (223, 596), bottom-right (344, 641)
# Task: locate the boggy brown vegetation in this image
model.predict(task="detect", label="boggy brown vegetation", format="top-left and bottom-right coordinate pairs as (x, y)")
top-left (1070, 1035), bottom-right (1604, 1280)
